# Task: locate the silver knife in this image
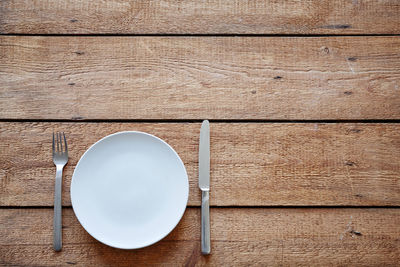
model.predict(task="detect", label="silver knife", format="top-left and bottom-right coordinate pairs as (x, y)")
top-left (199, 120), bottom-right (210, 254)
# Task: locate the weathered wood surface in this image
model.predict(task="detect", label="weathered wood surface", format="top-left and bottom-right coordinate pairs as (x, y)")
top-left (1, 0), bottom-right (400, 34)
top-left (1, 36), bottom-right (400, 120)
top-left (1, 122), bottom-right (399, 207)
top-left (1, 0), bottom-right (399, 265)
top-left (1, 208), bottom-right (399, 266)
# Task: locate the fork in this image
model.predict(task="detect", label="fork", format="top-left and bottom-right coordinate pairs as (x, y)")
top-left (52, 132), bottom-right (68, 252)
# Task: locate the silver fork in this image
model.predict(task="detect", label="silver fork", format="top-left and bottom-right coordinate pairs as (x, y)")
top-left (52, 132), bottom-right (68, 252)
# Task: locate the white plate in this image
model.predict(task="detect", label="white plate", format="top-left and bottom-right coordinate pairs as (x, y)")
top-left (70, 131), bottom-right (189, 249)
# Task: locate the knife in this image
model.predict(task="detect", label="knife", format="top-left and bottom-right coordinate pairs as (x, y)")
top-left (199, 120), bottom-right (211, 254)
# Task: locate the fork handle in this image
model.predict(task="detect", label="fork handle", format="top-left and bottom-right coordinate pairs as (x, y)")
top-left (53, 166), bottom-right (63, 251)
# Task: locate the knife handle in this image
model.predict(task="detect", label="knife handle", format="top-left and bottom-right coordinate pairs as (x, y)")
top-left (201, 190), bottom-right (211, 254)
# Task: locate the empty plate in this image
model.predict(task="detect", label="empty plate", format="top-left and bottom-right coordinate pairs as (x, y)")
top-left (70, 131), bottom-right (189, 249)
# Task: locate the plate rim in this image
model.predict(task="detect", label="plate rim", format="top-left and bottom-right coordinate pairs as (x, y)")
top-left (70, 131), bottom-right (189, 249)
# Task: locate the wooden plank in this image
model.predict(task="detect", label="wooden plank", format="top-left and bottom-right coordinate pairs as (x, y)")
top-left (1, 122), bottom-right (399, 207)
top-left (0, 0), bottom-right (399, 34)
top-left (1, 36), bottom-right (400, 120)
top-left (0, 208), bottom-right (399, 266)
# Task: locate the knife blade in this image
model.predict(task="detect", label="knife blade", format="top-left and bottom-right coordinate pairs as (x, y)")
top-left (199, 120), bottom-right (210, 191)
top-left (199, 120), bottom-right (210, 254)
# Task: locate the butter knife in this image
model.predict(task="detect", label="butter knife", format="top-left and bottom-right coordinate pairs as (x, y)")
top-left (199, 120), bottom-right (210, 254)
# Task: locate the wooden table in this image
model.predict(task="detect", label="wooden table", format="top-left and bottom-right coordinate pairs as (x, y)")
top-left (1, 1), bottom-right (400, 266)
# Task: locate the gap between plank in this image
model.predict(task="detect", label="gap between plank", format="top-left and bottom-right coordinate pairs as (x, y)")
top-left (1, 33), bottom-right (400, 37)
top-left (1, 205), bottom-right (399, 209)
top-left (0, 119), bottom-right (399, 124)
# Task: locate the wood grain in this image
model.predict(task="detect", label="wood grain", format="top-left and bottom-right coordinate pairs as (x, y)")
top-left (1, 208), bottom-right (399, 266)
top-left (1, 36), bottom-right (400, 120)
top-left (1, 122), bottom-right (399, 207)
top-left (0, 0), bottom-right (399, 34)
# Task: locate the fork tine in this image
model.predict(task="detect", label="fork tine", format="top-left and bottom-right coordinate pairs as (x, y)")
top-left (52, 132), bottom-right (55, 153)
top-left (59, 132), bottom-right (63, 152)
top-left (57, 132), bottom-right (60, 153)
top-left (63, 132), bottom-right (68, 153)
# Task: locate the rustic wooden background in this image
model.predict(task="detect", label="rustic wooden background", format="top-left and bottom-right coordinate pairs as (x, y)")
top-left (1, 0), bottom-right (400, 266)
